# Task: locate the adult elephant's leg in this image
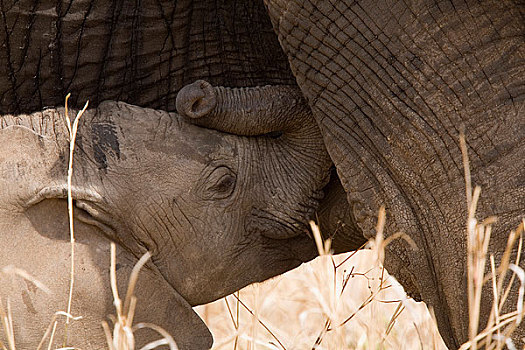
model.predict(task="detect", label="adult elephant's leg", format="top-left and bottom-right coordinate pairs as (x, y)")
top-left (317, 168), bottom-right (368, 253)
top-left (0, 0), bottom-right (295, 114)
top-left (266, 0), bottom-right (524, 347)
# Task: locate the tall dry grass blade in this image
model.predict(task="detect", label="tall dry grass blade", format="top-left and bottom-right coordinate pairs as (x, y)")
top-left (338, 291), bottom-right (376, 327)
top-left (383, 301), bottom-right (405, 341)
top-left (126, 297), bottom-right (138, 327)
top-left (484, 223), bottom-right (524, 348)
top-left (105, 243), bottom-right (176, 350)
top-left (234, 291), bottom-right (240, 350)
top-left (487, 254), bottom-right (501, 348)
top-left (102, 321), bottom-right (115, 350)
top-left (1, 266), bottom-right (51, 295)
top-left (224, 297), bottom-right (238, 329)
top-left (462, 126), bottom-right (486, 350)
top-left (460, 129), bottom-right (472, 207)
top-left (508, 264), bottom-right (524, 324)
top-left (133, 323), bottom-right (177, 350)
top-left (63, 95), bottom-right (88, 346)
top-left (467, 189), bottom-right (486, 348)
top-left (0, 297), bottom-right (15, 350)
top-left (6, 299), bottom-right (14, 350)
top-left (109, 243), bottom-right (122, 318)
top-left (310, 220), bottom-right (327, 256)
top-left (382, 232), bottom-right (418, 252)
top-left (497, 222), bottom-right (523, 313)
top-left (460, 130), bottom-right (524, 349)
top-left (335, 243), bottom-right (367, 269)
top-left (36, 316), bottom-right (57, 350)
top-left (412, 320), bottom-right (425, 350)
top-left (311, 318), bottom-right (330, 349)
top-left (123, 251), bottom-right (151, 317)
top-left (374, 206), bottom-right (386, 264)
top-left (459, 313), bottom-right (521, 350)
top-left (46, 321), bottom-right (58, 350)
top-left (36, 311), bottom-right (81, 350)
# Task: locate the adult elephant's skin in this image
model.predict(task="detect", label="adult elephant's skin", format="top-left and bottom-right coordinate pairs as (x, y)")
top-left (0, 0), bottom-right (295, 114)
top-left (178, 0), bottom-right (525, 348)
top-left (0, 83), bottom-right (335, 348)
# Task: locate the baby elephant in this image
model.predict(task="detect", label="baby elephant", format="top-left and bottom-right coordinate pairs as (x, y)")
top-left (0, 81), bottom-right (335, 348)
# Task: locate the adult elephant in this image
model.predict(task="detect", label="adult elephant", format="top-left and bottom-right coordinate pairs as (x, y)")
top-left (179, 0), bottom-right (524, 348)
top-left (1, 0), bottom-right (523, 348)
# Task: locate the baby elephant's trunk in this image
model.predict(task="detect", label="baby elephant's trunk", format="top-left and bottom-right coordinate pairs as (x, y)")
top-left (176, 80), bottom-right (312, 137)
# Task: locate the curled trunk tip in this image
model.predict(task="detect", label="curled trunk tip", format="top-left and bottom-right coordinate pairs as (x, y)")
top-left (176, 80), bottom-right (217, 119)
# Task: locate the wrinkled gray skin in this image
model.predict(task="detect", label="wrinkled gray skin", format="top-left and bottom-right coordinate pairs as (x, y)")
top-left (187, 0), bottom-right (523, 348)
top-left (0, 1), bottom-right (364, 348)
top-left (0, 83), bottom-right (336, 348)
top-left (1, 0), bottom-right (523, 348)
top-left (0, 0), bottom-right (296, 114)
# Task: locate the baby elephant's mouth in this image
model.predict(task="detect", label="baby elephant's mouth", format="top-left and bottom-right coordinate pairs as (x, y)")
top-left (23, 184), bottom-right (123, 244)
top-left (249, 198), bottom-right (320, 241)
top-left (261, 232), bottom-right (319, 273)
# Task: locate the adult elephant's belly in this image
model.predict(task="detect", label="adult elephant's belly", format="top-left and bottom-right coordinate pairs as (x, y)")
top-left (0, 0), bottom-right (295, 115)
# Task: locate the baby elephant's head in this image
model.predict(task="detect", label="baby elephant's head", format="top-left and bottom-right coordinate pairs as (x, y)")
top-left (77, 81), bottom-right (332, 306)
top-left (0, 81), bottom-right (332, 348)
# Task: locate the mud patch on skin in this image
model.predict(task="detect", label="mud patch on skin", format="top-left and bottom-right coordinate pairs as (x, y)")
top-left (91, 123), bottom-right (120, 171)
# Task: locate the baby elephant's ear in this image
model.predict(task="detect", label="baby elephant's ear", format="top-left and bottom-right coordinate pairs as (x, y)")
top-left (128, 261), bottom-right (214, 350)
top-left (176, 80), bottom-right (311, 137)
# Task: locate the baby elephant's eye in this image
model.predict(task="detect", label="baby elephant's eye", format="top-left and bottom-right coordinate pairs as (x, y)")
top-left (204, 166), bottom-right (236, 199)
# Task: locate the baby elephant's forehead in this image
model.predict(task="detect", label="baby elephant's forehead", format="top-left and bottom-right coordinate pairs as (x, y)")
top-left (84, 102), bottom-right (239, 169)
top-left (159, 114), bottom-right (239, 161)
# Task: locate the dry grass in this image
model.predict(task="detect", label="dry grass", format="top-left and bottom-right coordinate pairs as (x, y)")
top-left (196, 215), bottom-right (446, 350)
top-left (102, 243), bottom-right (178, 350)
top-left (196, 214), bottom-right (524, 350)
top-left (459, 133), bottom-right (524, 350)
top-left (63, 93), bottom-right (89, 346)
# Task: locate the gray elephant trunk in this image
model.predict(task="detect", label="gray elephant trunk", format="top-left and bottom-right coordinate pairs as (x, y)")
top-left (176, 80), bottom-right (312, 137)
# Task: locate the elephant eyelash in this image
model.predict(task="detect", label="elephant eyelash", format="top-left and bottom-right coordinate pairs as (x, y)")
top-left (208, 173), bottom-right (236, 194)
top-left (201, 166), bottom-right (237, 200)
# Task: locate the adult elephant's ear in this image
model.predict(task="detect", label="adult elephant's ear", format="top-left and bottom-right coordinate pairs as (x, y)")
top-left (176, 80), bottom-right (309, 137)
